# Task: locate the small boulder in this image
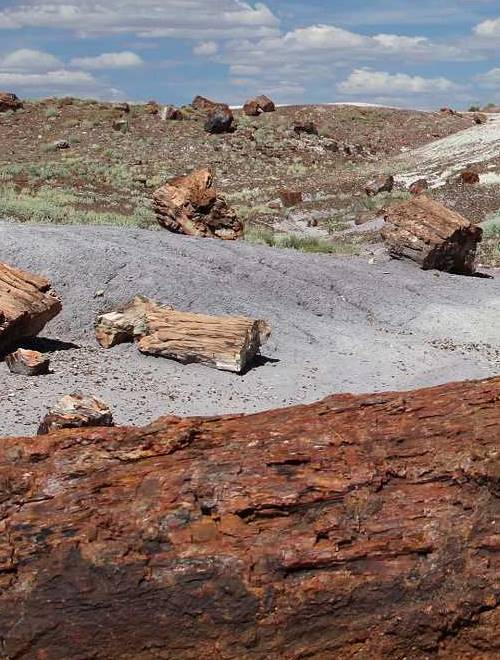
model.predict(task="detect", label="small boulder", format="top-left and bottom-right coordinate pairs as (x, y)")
top-left (365, 175), bottom-right (394, 197)
top-left (5, 349), bottom-right (50, 376)
top-left (38, 393), bottom-right (114, 435)
top-left (0, 92), bottom-right (22, 113)
top-left (204, 107), bottom-right (235, 134)
top-left (243, 100), bottom-right (261, 117)
top-left (293, 121), bottom-right (318, 136)
top-left (113, 119), bottom-right (129, 133)
top-left (113, 102), bottom-right (130, 114)
top-left (472, 112), bottom-right (487, 125)
top-left (279, 190), bottom-right (303, 207)
top-left (409, 179), bottom-right (429, 195)
top-left (161, 105), bottom-right (184, 121)
top-left (52, 139), bottom-right (70, 150)
top-left (192, 95), bottom-right (227, 112)
top-left (145, 100), bottom-right (160, 114)
top-left (460, 169), bottom-right (480, 184)
top-left (255, 95), bottom-right (275, 113)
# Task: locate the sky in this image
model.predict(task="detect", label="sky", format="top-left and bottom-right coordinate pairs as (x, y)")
top-left (0, 0), bottom-right (498, 108)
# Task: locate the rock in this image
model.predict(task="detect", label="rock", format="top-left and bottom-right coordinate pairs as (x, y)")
top-left (382, 195), bottom-right (482, 274)
top-left (95, 295), bottom-right (169, 349)
top-left (1, 376), bottom-right (498, 658)
top-left (191, 95), bottom-right (227, 112)
top-left (52, 139), bottom-right (70, 150)
top-left (204, 106), bottom-right (235, 134)
top-left (161, 105), bottom-right (184, 121)
top-left (343, 143), bottom-right (364, 157)
top-left (409, 178), bottom-right (429, 195)
top-left (365, 175), bottom-right (394, 196)
top-left (0, 91), bottom-right (22, 113)
top-left (254, 94), bottom-right (275, 112)
top-left (112, 119), bottom-right (129, 133)
top-left (0, 262), bottom-right (61, 355)
top-left (113, 102), bottom-right (130, 114)
top-left (153, 168), bottom-right (243, 239)
top-left (440, 106), bottom-right (460, 116)
top-left (460, 169), bottom-right (480, 184)
top-left (293, 121), bottom-right (318, 136)
top-left (279, 190), bottom-right (303, 207)
top-left (37, 393), bottom-right (114, 435)
top-left (145, 100), bottom-right (160, 114)
top-left (472, 112), bottom-right (487, 125)
top-left (243, 100), bottom-right (261, 116)
top-left (5, 348), bottom-right (50, 376)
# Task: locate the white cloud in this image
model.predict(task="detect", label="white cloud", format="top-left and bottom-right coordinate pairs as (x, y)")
top-left (476, 67), bottom-right (500, 88)
top-left (0, 1), bottom-right (279, 39)
top-left (193, 41), bottom-right (219, 56)
top-left (338, 68), bottom-right (458, 95)
top-left (0, 48), bottom-right (62, 71)
top-left (71, 51), bottom-right (143, 69)
top-left (474, 17), bottom-right (500, 38)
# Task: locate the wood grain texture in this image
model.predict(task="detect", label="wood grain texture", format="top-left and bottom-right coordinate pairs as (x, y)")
top-left (0, 377), bottom-right (498, 659)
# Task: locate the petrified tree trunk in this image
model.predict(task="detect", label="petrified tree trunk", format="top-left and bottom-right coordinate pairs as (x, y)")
top-left (381, 195), bottom-right (482, 273)
top-left (0, 378), bottom-right (498, 659)
top-left (0, 261), bottom-right (62, 355)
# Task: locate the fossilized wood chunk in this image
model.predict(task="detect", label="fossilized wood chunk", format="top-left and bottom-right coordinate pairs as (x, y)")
top-left (138, 309), bottom-right (271, 373)
top-left (0, 91), bottom-right (22, 112)
top-left (153, 168), bottom-right (243, 240)
top-left (365, 174), bottom-right (394, 196)
top-left (0, 261), bottom-right (62, 354)
top-left (0, 377), bottom-right (498, 659)
top-left (95, 295), bottom-right (170, 348)
top-left (381, 195), bottom-right (482, 274)
top-left (37, 393), bottom-right (114, 435)
top-left (5, 348), bottom-right (49, 376)
top-left (254, 94), bottom-right (275, 112)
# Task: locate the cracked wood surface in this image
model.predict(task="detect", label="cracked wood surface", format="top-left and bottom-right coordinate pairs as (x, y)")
top-left (0, 377), bottom-right (499, 659)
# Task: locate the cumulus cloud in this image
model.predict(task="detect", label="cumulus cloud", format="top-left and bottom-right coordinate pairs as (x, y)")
top-left (0, 48), bottom-right (62, 71)
top-left (474, 17), bottom-right (500, 38)
top-left (193, 41), bottom-right (219, 56)
top-left (338, 68), bottom-right (458, 95)
top-left (476, 67), bottom-right (500, 88)
top-left (0, 1), bottom-right (279, 39)
top-left (71, 51), bottom-right (143, 69)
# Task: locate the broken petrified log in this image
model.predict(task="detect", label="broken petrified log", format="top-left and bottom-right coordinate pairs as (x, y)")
top-left (0, 261), bottom-right (62, 355)
top-left (96, 295), bottom-right (271, 373)
top-left (0, 377), bottom-right (498, 659)
top-left (204, 106), bottom-right (235, 134)
top-left (0, 91), bottom-right (22, 112)
top-left (153, 168), bottom-right (243, 239)
top-left (365, 174), bottom-right (394, 196)
top-left (37, 393), bottom-right (114, 435)
top-left (254, 94), bottom-right (275, 112)
top-left (381, 195), bottom-right (482, 274)
top-left (5, 348), bottom-right (50, 376)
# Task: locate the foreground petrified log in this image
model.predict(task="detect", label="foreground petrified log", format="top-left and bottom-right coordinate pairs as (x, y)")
top-left (0, 377), bottom-right (498, 659)
top-left (96, 295), bottom-right (271, 373)
top-left (0, 261), bottom-right (62, 354)
top-left (153, 168), bottom-right (243, 239)
top-left (381, 195), bottom-right (482, 273)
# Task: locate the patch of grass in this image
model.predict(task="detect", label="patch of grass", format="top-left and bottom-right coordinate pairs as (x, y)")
top-left (286, 161), bottom-right (308, 176)
top-left (360, 190), bottom-right (411, 212)
top-left (245, 226), bottom-right (360, 255)
top-left (44, 107), bottom-right (59, 119)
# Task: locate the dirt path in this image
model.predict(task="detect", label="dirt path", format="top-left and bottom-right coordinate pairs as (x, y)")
top-left (396, 113), bottom-right (500, 188)
top-left (0, 222), bottom-right (498, 436)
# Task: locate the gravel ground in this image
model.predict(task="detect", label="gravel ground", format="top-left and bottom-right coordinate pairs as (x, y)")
top-left (1, 221), bottom-right (499, 437)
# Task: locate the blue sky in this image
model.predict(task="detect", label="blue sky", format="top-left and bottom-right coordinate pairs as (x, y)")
top-left (0, 1), bottom-right (498, 108)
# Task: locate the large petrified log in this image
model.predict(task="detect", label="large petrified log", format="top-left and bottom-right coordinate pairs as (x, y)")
top-left (0, 378), bottom-right (498, 659)
top-left (153, 168), bottom-right (243, 239)
top-left (0, 261), bottom-right (62, 354)
top-left (381, 195), bottom-right (482, 274)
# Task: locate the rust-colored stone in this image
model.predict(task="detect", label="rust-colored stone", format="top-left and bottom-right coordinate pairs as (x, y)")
top-left (0, 91), bottom-right (22, 112)
top-left (365, 174), bottom-right (394, 196)
top-left (409, 178), bottom-right (429, 195)
top-left (279, 189), bottom-right (303, 207)
top-left (243, 99), bottom-right (261, 116)
top-left (5, 348), bottom-right (50, 376)
top-left (254, 94), bottom-right (275, 112)
top-left (37, 393), bottom-right (114, 435)
top-left (460, 169), bottom-right (480, 184)
top-left (0, 377), bottom-right (498, 658)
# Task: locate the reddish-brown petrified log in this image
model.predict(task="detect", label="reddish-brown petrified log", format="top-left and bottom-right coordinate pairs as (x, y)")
top-left (0, 378), bottom-right (499, 659)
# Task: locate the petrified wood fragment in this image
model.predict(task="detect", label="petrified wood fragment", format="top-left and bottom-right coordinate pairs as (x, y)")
top-left (381, 195), bottom-right (482, 274)
top-left (153, 168), bottom-right (243, 239)
top-left (5, 348), bottom-right (49, 375)
top-left (37, 393), bottom-right (114, 435)
top-left (0, 91), bottom-right (22, 112)
top-left (95, 295), bottom-right (169, 348)
top-left (0, 377), bottom-right (498, 659)
top-left (0, 261), bottom-right (62, 354)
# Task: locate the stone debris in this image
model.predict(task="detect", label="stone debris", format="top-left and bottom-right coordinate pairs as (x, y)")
top-left (37, 393), bottom-right (114, 435)
top-left (409, 178), bottom-right (429, 195)
top-left (254, 95), bottom-right (275, 112)
top-left (0, 91), bottom-right (22, 113)
top-left (161, 105), bottom-right (184, 121)
top-left (204, 106), bottom-right (235, 134)
top-left (294, 121), bottom-right (318, 136)
top-left (365, 175), bottom-right (394, 196)
top-left (243, 99), bottom-right (261, 116)
top-left (153, 168), bottom-right (242, 239)
top-left (5, 348), bottom-right (50, 376)
top-left (460, 169), bottom-right (480, 184)
top-left (279, 190), bottom-right (303, 207)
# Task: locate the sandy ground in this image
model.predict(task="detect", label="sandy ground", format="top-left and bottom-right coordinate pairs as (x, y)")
top-left (0, 222), bottom-right (499, 437)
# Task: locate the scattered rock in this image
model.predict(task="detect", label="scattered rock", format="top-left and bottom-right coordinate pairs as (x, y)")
top-left (279, 190), bottom-right (303, 207)
top-left (243, 100), bottom-right (261, 116)
top-left (5, 348), bottom-right (50, 376)
top-left (95, 295), bottom-right (169, 349)
top-left (365, 175), bottom-right (394, 196)
top-left (0, 261), bottom-right (62, 355)
top-left (254, 95), bottom-right (275, 112)
top-left (113, 102), bottom-right (130, 114)
top-left (153, 168), bottom-right (243, 239)
top-left (112, 119), bottom-right (129, 133)
top-left (472, 112), bottom-right (487, 125)
top-left (343, 143), bottom-right (365, 157)
top-left (460, 169), bottom-right (480, 184)
top-left (145, 100), bottom-right (160, 114)
top-left (204, 106), bottom-right (235, 134)
top-left (293, 121), bottom-right (318, 136)
top-left (440, 107), bottom-right (460, 116)
top-left (409, 178), bottom-right (429, 195)
top-left (0, 91), bottom-right (22, 113)
top-left (382, 195), bottom-right (482, 274)
top-left (38, 393), bottom-right (114, 435)
top-left (52, 139), bottom-right (70, 150)
top-left (161, 105), bottom-right (184, 121)
top-left (191, 95), bottom-right (227, 112)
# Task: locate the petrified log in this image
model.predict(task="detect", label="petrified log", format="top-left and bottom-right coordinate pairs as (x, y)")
top-left (0, 91), bottom-right (22, 112)
top-left (137, 308), bottom-right (271, 372)
top-left (0, 261), bottom-right (62, 355)
top-left (37, 393), bottom-right (114, 435)
top-left (0, 377), bottom-right (498, 659)
top-left (153, 168), bottom-right (243, 239)
top-left (95, 295), bottom-right (168, 348)
top-left (204, 106), bottom-right (235, 134)
top-left (191, 95), bottom-right (228, 112)
top-left (255, 94), bottom-right (275, 112)
top-left (381, 195), bottom-right (482, 274)
top-left (243, 99), bottom-right (261, 116)
top-left (5, 348), bottom-right (50, 375)
top-left (365, 174), bottom-right (394, 196)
